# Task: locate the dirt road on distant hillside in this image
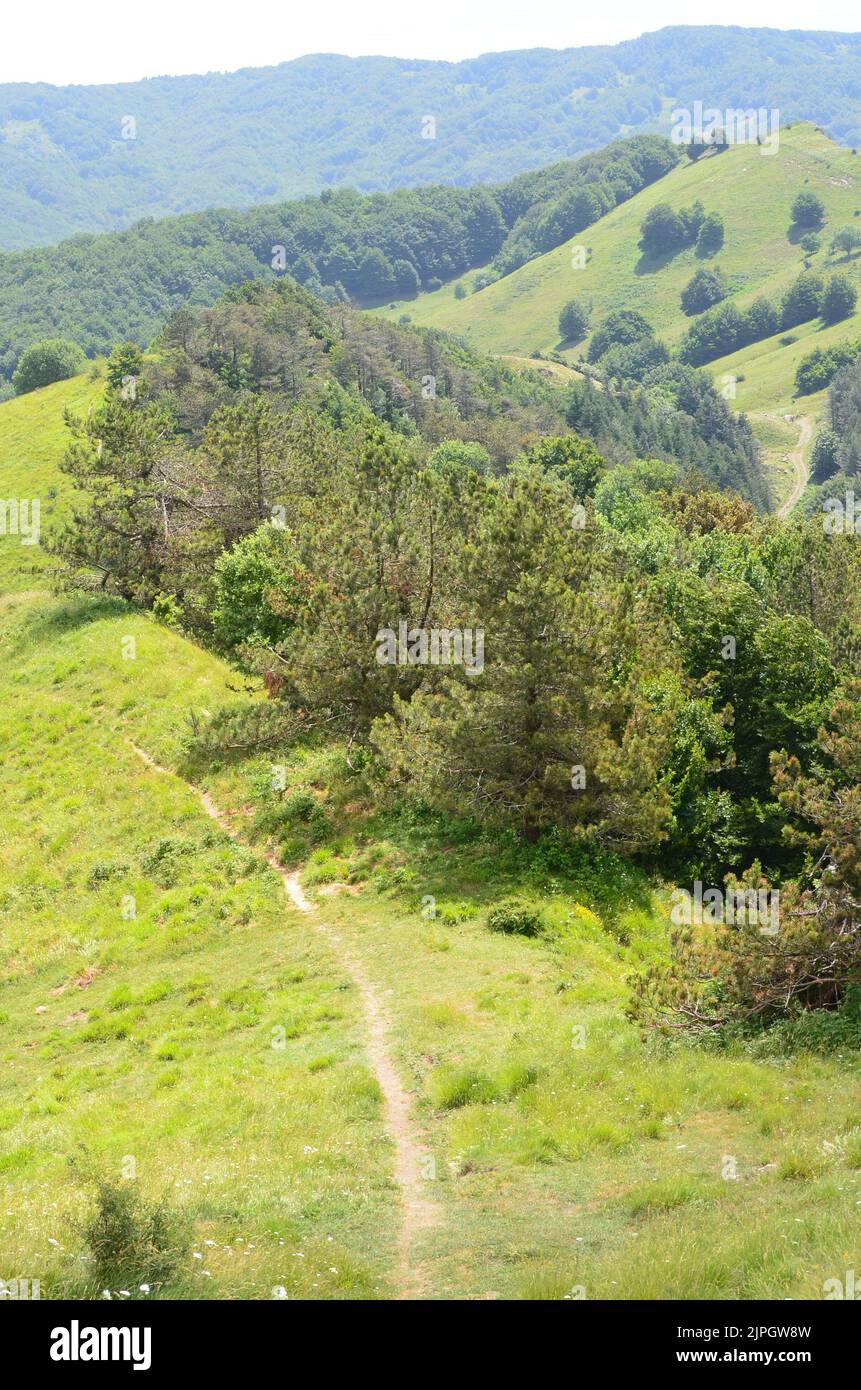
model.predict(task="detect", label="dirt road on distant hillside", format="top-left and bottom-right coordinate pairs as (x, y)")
top-left (778, 414), bottom-right (814, 519)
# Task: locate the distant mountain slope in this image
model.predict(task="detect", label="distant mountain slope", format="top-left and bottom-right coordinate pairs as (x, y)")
top-left (0, 135), bottom-right (677, 381)
top-left (382, 126), bottom-right (861, 441)
top-left (3, 26), bottom-right (861, 249)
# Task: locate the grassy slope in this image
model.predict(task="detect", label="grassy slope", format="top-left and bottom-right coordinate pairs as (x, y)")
top-left (4, 375), bottom-right (861, 1300)
top-left (0, 372), bottom-right (103, 593)
top-left (0, 378), bottom-right (398, 1299)
top-left (378, 125), bottom-right (861, 501)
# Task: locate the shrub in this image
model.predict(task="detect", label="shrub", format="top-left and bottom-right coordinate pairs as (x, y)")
top-left (426, 1066), bottom-right (497, 1109)
top-left (630, 685), bottom-right (861, 1037)
top-left (599, 336), bottom-right (670, 381)
top-left (781, 273), bottom-right (824, 329)
top-left (678, 301), bottom-right (746, 365)
top-left (12, 337), bottom-right (85, 395)
top-left (791, 190), bottom-right (825, 228)
top-left (71, 1164), bottom-right (189, 1293)
top-left (487, 901), bottom-right (545, 936)
top-left (696, 211), bottom-right (725, 256)
top-left (106, 341), bottom-right (144, 391)
top-left (519, 434), bottom-right (607, 498)
top-left (587, 309), bottom-right (654, 363)
top-left (795, 341), bottom-right (861, 395)
top-left (820, 273), bottom-right (858, 325)
top-left (212, 524), bottom-right (302, 655)
top-left (558, 297), bottom-right (591, 341)
top-left (831, 225), bottom-right (861, 258)
top-left (681, 268), bottom-right (727, 315)
top-left (639, 203), bottom-right (686, 255)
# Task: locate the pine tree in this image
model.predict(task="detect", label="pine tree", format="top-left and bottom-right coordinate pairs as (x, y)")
top-left (373, 466), bottom-right (675, 848)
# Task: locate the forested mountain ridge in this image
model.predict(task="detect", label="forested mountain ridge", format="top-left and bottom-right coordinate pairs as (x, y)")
top-left (0, 135), bottom-right (677, 382)
top-left (3, 26), bottom-right (861, 250)
top-left (72, 277), bottom-right (766, 504)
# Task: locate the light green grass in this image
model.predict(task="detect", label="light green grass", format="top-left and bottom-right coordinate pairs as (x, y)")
top-left (377, 124), bottom-right (861, 440)
top-left (0, 593), bottom-right (400, 1299)
top-left (196, 740), bottom-right (861, 1301)
top-left (0, 370), bottom-right (103, 592)
top-left (4, 373), bottom-right (861, 1301)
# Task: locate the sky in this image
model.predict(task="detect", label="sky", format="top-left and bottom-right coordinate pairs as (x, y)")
top-left (1, 0), bottom-right (860, 86)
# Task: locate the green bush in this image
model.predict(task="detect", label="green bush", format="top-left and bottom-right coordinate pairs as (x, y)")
top-left (72, 1164), bottom-right (189, 1293)
top-left (558, 297), bottom-right (590, 342)
top-left (12, 337), bottom-right (85, 395)
top-left (487, 901), bottom-right (545, 936)
top-left (795, 340), bottom-right (861, 395)
top-left (791, 190), bottom-right (825, 228)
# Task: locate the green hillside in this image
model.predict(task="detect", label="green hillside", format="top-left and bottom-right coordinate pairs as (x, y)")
top-left (4, 28), bottom-right (861, 251)
top-left (4, 372), bottom-right (861, 1301)
top-left (381, 125), bottom-right (861, 497)
top-left (0, 370), bottom-right (102, 592)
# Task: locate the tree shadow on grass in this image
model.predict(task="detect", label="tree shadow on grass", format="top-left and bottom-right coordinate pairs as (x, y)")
top-left (4, 594), bottom-right (129, 652)
top-left (634, 245), bottom-right (684, 277)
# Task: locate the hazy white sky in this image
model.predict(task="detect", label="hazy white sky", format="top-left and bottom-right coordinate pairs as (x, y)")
top-left (1, 0), bottom-right (859, 86)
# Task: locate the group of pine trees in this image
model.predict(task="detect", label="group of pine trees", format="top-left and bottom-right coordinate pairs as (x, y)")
top-left (47, 279), bottom-right (861, 1037)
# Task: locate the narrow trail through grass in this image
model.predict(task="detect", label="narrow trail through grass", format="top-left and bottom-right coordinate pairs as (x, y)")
top-left (129, 742), bottom-right (437, 1299)
top-left (777, 414), bottom-right (813, 519)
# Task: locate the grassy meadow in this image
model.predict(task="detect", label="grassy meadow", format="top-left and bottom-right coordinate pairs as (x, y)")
top-left (2, 374), bottom-right (861, 1299)
top-left (377, 124), bottom-right (861, 496)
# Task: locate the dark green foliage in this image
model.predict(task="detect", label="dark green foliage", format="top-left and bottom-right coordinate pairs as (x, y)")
top-left (639, 199), bottom-right (705, 258)
top-left (781, 272), bottom-right (825, 327)
top-left (11, 337), bottom-right (84, 394)
top-left (71, 1161), bottom-right (189, 1293)
top-left (815, 352), bottom-right (861, 482)
top-left (599, 336), bottom-right (670, 382)
top-left (0, 135), bottom-right (675, 383)
top-left (678, 271), bottom-right (833, 366)
top-left (791, 190), bottom-right (826, 227)
top-left (49, 280), bottom-right (767, 627)
top-left (372, 466), bottom-right (677, 849)
top-left (831, 224), bottom-right (861, 257)
top-left (496, 136), bottom-right (679, 274)
top-left (564, 366), bottom-right (768, 509)
top-left (519, 434), bottom-right (607, 499)
top-left (795, 340), bottom-right (861, 395)
top-left (631, 684), bottom-right (861, 1033)
top-left (106, 341), bottom-right (144, 391)
top-left (820, 272), bottom-right (858, 323)
top-left (696, 212), bottom-right (725, 256)
top-left (810, 425), bottom-right (840, 481)
top-left (558, 297), bottom-right (591, 342)
top-left (212, 525), bottom-right (302, 656)
top-left (639, 202), bottom-right (688, 256)
top-left (487, 902), bottom-right (545, 936)
top-left (681, 268), bottom-right (727, 315)
top-left (587, 309), bottom-right (655, 363)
